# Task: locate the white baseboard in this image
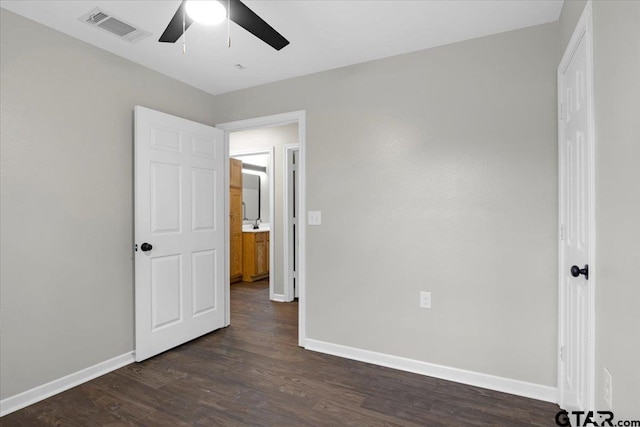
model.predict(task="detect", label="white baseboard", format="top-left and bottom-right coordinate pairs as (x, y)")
top-left (305, 339), bottom-right (557, 403)
top-left (270, 293), bottom-right (287, 302)
top-left (0, 352), bottom-right (134, 417)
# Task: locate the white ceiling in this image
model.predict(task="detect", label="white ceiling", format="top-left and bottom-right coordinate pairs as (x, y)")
top-left (1, 0), bottom-right (564, 95)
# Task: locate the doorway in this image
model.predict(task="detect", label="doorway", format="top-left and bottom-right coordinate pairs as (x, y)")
top-left (218, 111), bottom-right (307, 347)
top-left (229, 148), bottom-right (276, 300)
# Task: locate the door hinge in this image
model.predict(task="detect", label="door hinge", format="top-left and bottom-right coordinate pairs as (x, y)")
top-left (560, 345), bottom-right (565, 362)
top-left (560, 103), bottom-right (565, 120)
top-left (560, 224), bottom-right (565, 241)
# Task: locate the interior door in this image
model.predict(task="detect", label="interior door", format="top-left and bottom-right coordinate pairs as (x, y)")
top-left (134, 106), bottom-right (225, 362)
top-left (559, 23), bottom-right (594, 411)
top-left (292, 149), bottom-right (300, 298)
top-left (285, 147), bottom-right (300, 299)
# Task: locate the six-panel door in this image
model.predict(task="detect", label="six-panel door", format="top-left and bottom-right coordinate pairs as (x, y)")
top-left (134, 106), bottom-right (225, 362)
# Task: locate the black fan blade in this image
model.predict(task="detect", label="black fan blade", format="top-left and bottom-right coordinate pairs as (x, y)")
top-left (159, 0), bottom-right (194, 43)
top-left (229, 0), bottom-right (289, 50)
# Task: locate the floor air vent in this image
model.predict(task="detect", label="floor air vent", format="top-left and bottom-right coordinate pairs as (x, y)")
top-left (79, 8), bottom-right (151, 43)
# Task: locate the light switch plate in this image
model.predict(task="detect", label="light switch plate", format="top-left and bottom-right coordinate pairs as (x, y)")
top-left (308, 211), bottom-right (322, 225)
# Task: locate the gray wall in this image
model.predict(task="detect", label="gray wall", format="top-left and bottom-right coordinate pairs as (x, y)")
top-left (0, 10), bottom-right (216, 399)
top-left (592, 1), bottom-right (640, 418)
top-left (213, 23), bottom-right (560, 386)
top-left (230, 124), bottom-right (299, 297)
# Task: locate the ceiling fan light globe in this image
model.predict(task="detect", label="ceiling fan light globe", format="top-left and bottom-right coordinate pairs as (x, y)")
top-left (185, 0), bottom-right (227, 26)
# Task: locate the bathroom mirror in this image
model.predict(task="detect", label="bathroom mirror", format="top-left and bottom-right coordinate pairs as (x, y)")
top-left (242, 173), bottom-right (261, 221)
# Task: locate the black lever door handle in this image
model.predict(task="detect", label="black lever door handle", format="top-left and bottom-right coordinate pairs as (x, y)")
top-left (141, 243), bottom-right (153, 252)
top-left (571, 264), bottom-right (589, 280)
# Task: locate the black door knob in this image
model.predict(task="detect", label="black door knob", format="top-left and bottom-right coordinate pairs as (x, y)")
top-left (571, 264), bottom-right (589, 280)
top-left (141, 243), bottom-right (153, 252)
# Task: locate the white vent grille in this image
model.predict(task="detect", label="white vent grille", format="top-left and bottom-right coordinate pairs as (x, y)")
top-left (98, 18), bottom-right (137, 37)
top-left (79, 8), bottom-right (151, 43)
top-left (86, 11), bottom-right (108, 25)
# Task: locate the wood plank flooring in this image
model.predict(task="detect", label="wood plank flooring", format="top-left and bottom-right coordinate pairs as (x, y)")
top-left (2, 280), bottom-right (560, 426)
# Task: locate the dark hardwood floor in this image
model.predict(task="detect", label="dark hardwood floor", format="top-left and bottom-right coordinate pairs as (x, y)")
top-left (3, 280), bottom-right (560, 426)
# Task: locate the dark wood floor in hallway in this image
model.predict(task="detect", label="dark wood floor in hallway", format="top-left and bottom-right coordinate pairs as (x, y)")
top-left (3, 280), bottom-right (560, 426)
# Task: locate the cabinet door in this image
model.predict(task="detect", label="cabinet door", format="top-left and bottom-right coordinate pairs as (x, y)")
top-left (230, 187), bottom-right (243, 280)
top-left (230, 158), bottom-right (243, 189)
top-left (242, 233), bottom-right (256, 282)
top-left (256, 233), bottom-right (269, 275)
top-left (230, 233), bottom-right (243, 278)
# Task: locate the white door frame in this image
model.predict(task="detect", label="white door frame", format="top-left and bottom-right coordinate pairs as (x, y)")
top-left (229, 148), bottom-right (277, 301)
top-left (557, 1), bottom-right (596, 411)
top-left (217, 111), bottom-right (307, 346)
top-left (283, 144), bottom-right (300, 302)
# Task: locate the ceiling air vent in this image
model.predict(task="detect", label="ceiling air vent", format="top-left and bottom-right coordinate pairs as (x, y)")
top-left (79, 8), bottom-right (151, 43)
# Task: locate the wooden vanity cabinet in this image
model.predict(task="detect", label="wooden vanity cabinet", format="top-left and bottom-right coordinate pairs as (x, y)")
top-left (230, 157), bottom-right (242, 188)
top-left (242, 231), bottom-right (270, 282)
top-left (230, 158), bottom-right (243, 283)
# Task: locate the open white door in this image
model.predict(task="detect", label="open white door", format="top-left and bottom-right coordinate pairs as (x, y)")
top-left (284, 146), bottom-right (300, 300)
top-left (134, 106), bottom-right (225, 362)
top-left (558, 3), bottom-right (595, 413)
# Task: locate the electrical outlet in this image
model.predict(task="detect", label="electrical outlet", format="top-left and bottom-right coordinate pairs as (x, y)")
top-left (419, 292), bottom-right (431, 309)
top-left (603, 367), bottom-right (613, 409)
top-left (308, 211), bottom-right (322, 225)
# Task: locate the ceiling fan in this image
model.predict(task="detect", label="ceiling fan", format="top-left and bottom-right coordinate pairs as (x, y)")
top-left (159, 0), bottom-right (289, 51)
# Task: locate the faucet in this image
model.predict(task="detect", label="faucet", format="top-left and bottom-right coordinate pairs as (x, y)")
top-left (253, 218), bottom-right (262, 229)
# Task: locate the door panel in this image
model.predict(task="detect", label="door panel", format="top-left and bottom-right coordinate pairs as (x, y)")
top-left (230, 232), bottom-right (243, 279)
top-left (192, 250), bottom-right (217, 315)
top-left (135, 106), bottom-right (225, 362)
top-left (192, 169), bottom-right (216, 231)
top-left (256, 238), bottom-right (267, 275)
top-left (151, 254), bottom-right (182, 329)
top-left (151, 126), bottom-right (180, 151)
top-left (151, 163), bottom-right (181, 233)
